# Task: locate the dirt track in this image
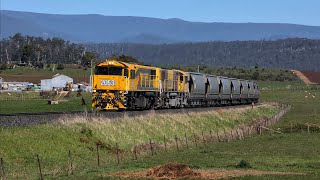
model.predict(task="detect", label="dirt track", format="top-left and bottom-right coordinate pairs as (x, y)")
top-left (292, 70), bottom-right (320, 84)
top-left (300, 71), bottom-right (320, 84)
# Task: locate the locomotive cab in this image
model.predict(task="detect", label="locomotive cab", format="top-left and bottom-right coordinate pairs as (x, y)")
top-left (92, 60), bottom-right (131, 110)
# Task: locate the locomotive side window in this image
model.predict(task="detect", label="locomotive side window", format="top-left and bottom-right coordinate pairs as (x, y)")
top-left (124, 69), bottom-right (128, 77)
top-left (151, 70), bottom-right (156, 79)
top-left (95, 66), bottom-right (123, 76)
top-left (130, 70), bottom-right (135, 79)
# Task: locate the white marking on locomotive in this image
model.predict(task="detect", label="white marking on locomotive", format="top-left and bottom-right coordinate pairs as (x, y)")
top-left (100, 80), bottom-right (115, 86)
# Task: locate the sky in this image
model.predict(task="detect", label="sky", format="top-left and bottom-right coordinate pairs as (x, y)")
top-left (1, 0), bottom-right (319, 26)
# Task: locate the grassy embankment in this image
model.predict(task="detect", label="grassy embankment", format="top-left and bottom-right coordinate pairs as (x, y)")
top-left (0, 103), bottom-right (278, 179)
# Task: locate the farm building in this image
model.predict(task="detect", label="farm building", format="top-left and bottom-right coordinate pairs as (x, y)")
top-left (41, 74), bottom-right (73, 91)
top-left (0, 81), bottom-right (30, 91)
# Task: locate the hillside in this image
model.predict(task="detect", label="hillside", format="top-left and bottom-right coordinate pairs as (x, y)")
top-left (86, 38), bottom-right (320, 71)
top-left (1, 10), bottom-right (320, 43)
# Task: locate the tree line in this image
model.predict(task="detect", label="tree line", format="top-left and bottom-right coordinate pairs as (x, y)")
top-left (1, 34), bottom-right (320, 71)
top-left (0, 33), bottom-right (98, 68)
top-left (86, 38), bottom-right (320, 71)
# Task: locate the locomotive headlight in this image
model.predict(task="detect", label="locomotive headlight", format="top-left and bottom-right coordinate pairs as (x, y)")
top-left (92, 89), bottom-right (96, 92)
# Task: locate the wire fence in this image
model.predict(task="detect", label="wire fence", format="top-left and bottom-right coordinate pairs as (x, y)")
top-left (2, 104), bottom-right (313, 179)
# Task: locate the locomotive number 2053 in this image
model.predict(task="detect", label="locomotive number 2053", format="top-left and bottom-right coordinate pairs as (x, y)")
top-left (100, 80), bottom-right (115, 86)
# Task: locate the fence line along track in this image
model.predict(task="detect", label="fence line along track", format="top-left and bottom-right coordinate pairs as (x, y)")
top-left (0, 104), bottom-right (258, 128)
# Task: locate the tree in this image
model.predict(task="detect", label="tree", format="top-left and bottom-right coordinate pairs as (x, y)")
top-left (251, 71), bottom-right (260, 80)
top-left (0, 64), bottom-right (7, 70)
top-left (82, 52), bottom-right (97, 67)
top-left (21, 44), bottom-right (33, 64)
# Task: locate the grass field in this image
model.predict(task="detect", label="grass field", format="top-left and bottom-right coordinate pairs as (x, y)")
top-left (0, 92), bottom-right (92, 114)
top-left (0, 82), bottom-right (320, 179)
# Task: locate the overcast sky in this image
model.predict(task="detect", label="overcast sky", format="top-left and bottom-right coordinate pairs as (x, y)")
top-left (1, 0), bottom-right (319, 26)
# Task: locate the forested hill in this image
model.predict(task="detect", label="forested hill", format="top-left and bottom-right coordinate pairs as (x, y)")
top-left (86, 38), bottom-right (320, 71)
top-left (1, 34), bottom-right (320, 71)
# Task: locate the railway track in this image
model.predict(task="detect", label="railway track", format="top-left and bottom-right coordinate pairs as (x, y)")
top-left (0, 104), bottom-right (255, 128)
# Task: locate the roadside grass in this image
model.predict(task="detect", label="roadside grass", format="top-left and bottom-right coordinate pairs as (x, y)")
top-left (0, 92), bottom-right (92, 114)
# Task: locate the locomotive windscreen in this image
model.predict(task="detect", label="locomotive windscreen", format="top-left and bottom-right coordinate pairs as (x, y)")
top-left (94, 66), bottom-right (123, 76)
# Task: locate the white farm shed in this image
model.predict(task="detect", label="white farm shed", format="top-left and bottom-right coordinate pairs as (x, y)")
top-left (41, 74), bottom-right (73, 91)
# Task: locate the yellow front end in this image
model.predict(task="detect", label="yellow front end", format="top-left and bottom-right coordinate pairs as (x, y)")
top-left (92, 60), bottom-right (130, 110)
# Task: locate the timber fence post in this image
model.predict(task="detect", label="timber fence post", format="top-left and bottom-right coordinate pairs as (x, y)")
top-left (185, 133), bottom-right (189, 149)
top-left (174, 135), bottom-right (179, 152)
top-left (133, 141), bottom-right (138, 160)
top-left (149, 139), bottom-right (154, 156)
top-left (68, 150), bottom-right (73, 175)
top-left (0, 157), bottom-right (5, 180)
top-left (163, 135), bottom-right (167, 151)
top-left (116, 143), bottom-right (120, 165)
top-left (37, 155), bottom-right (43, 180)
top-left (201, 131), bottom-right (206, 145)
top-left (217, 131), bottom-right (220, 142)
top-left (96, 144), bottom-right (100, 166)
top-left (210, 130), bottom-right (213, 143)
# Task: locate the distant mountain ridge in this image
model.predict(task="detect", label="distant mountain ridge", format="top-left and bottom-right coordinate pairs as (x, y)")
top-left (1, 10), bottom-right (320, 43)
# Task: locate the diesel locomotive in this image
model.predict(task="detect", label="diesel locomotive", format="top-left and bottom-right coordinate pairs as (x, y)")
top-left (92, 59), bottom-right (260, 111)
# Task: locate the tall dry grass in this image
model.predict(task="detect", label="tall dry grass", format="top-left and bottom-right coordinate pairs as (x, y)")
top-left (58, 104), bottom-right (279, 148)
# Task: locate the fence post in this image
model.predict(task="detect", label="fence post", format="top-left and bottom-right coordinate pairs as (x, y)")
top-left (307, 125), bottom-right (310, 133)
top-left (149, 139), bottom-right (154, 156)
top-left (116, 143), bottom-right (120, 164)
top-left (259, 125), bottom-right (262, 135)
top-left (175, 135), bottom-right (179, 152)
top-left (96, 144), bottom-right (100, 166)
top-left (163, 135), bottom-right (167, 151)
top-left (210, 130), bottom-right (213, 143)
top-left (193, 133), bottom-right (197, 147)
top-left (230, 130), bottom-right (234, 140)
top-left (223, 129), bottom-right (227, 142)
top-left (201, 131), bottom-right (206, 145)
top-left (37, 155), bottom-right (44, 180)
top-left (68, 150), bottom-right (73, 175)
top-left (133, 146), bottom-right (138, 160)
top-left (184, 133), bottom-right (189, 149)
top-left (0, 158), bottom-right (5, 180)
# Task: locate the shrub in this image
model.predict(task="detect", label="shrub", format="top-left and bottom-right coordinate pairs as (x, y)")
top-left (57, 64), bottom-right (65, 70)
top-left (0, 64), bottom-right (7, 70)
top-left (236, 160), bottom-right (252, 168)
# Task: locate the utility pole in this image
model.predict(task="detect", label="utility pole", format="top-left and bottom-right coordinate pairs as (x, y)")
top-left (90, 59), bottom-right (93, 86)
top-left (197, 65), bottom-right (200, 73)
